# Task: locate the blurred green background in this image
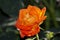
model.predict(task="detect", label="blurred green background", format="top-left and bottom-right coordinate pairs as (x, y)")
top-left (0, 0), bottom-right (60, 40)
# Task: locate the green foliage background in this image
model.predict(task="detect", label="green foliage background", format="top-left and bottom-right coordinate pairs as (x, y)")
top-left (0, 0), bottom-right (60, 40)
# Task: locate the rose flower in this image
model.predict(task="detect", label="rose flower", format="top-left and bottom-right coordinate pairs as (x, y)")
top-left (15, 5), bottom-right (47, 38)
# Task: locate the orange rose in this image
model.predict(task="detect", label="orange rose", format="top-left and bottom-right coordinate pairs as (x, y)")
top-left (15, 5), bottom-right (47, 38)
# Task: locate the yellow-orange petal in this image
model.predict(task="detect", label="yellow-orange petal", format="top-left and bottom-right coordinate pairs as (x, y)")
top-left (42, 16), bottom-right (47, 21)
top-left (41, 7), bottom-right (46, 17)
top-left (39, 7), bottom-right (46, 18)
top-left (27, 5), bottom-right (33, 12)
top-left (39, 16), bottom-right (47, 23)
top-left (29, 9), bottom-right (39, 23)
top-left (33, 6), bottom-right (41, 15)
top-left (18, 9), bottom-right (27, 20)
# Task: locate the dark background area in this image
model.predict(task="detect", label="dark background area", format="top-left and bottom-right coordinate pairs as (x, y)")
top-left (0, 0), bottom-right (60, 40)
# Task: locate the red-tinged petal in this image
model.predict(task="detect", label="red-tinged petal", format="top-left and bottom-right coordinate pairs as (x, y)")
top-left (20, 24), bottom-right (40, 37)
top-left (20, 31), bottom-right (25, 38)
top-left (15, 20), bottom-right (33, 30)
